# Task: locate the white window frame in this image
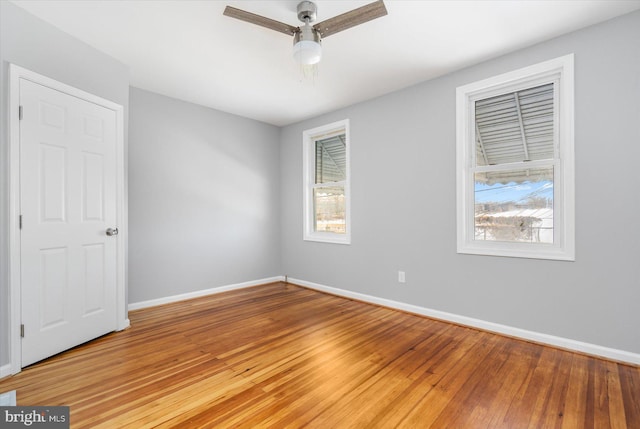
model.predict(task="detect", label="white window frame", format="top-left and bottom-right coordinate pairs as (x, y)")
top-left (456, 54), bottom-right (575, 261)
top-left (303, 119), bottom-right (351, 244)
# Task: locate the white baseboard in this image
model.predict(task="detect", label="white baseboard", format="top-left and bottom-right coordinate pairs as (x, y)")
top-left (0, 364), bottom-right (12, 380)
top-left (128, 276), bottom-right (285, 311)
top-left (289, 277), bottom-right (640, 366)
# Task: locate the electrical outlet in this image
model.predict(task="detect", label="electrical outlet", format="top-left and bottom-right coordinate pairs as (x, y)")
top-left (398, 271), bottom-right (406, 283)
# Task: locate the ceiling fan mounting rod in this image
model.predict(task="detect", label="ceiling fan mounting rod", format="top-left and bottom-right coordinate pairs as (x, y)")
top-left (297, 1), bottom-right (317, 24)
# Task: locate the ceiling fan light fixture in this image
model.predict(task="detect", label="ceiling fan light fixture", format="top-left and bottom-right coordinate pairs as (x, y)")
top-left (293, 24), bottom-right (322, 65)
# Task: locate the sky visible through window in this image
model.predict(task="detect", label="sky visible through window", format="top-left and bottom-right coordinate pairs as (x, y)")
top-left (475, 180), bottom-right (553, 205)
top-left (474, 179), bottom-right (554, 243)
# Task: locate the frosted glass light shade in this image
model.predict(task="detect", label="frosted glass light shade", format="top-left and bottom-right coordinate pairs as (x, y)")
top-left (293, 40), bottom-right (322, 65)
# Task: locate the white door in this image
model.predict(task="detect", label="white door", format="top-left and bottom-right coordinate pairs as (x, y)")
top-left (19, 78), bottom-right (118, 367)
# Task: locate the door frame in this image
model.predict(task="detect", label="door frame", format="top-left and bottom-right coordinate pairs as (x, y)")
top-left (8, 64), bottom-right (129, 375)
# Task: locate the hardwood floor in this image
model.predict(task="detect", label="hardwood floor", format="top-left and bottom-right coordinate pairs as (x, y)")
top-left (1, 282), bottom-right (639, 428)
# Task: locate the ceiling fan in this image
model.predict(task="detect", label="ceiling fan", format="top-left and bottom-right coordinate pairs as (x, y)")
top-left (223, 1), bottom-right (387, 65)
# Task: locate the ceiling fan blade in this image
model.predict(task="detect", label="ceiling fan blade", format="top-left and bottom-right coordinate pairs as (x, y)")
top-left (313, 0), bottom-right (387, 38)
top-left (223, 6), bottom-right (298, 36)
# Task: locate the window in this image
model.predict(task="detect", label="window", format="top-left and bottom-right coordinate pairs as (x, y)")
top-left (456, 54), bottom-right (574, 260)
top-left (303, 119), bottom-right (350, 244)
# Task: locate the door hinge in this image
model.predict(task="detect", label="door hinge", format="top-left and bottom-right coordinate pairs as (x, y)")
top-left (19, 105), bottom-right (23, 120)
top-left (20, 324), bottom-right (24, 338)
top-left (19, 215), bottom-right (23, 229)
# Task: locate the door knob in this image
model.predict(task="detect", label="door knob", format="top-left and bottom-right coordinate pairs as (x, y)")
top-left (106, 227), bottom-right (119, 236)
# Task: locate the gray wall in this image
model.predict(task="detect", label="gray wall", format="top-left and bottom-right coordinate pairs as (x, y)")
top-left (0, 2), bottom-right (130, 368)
top-left (280, 11), bottom-right (640, 354)
top-left (128, 88), bottom-right (281, 303)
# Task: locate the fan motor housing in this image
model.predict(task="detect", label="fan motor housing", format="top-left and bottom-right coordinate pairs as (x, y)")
top-left (294, 22), bottom-right (321, 46)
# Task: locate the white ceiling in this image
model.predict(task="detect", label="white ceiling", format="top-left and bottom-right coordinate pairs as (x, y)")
top-left (12, 0), bottom-right (640, 126)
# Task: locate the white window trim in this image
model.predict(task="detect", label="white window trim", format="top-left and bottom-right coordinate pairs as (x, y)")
top-left (303, 119), bottom-right (351, 244)
top-left (456, 54), bottom-right (575, 261)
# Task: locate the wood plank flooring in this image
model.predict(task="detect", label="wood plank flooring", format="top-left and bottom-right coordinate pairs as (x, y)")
top-left (1, 282), bottom-right (639, 428)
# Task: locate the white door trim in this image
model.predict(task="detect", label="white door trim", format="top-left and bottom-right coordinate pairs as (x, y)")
top-left (8, 64), bottom-right (129, 375)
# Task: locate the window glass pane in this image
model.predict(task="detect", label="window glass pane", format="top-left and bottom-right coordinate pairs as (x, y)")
top-left (475, 83), bottom-right (554, 166)
top-left (314, 186), bottom-right (345, 234)
top-left (316, 134), bottom-right (346, 184)
top-left (474, 167), bottom-right (553, 243)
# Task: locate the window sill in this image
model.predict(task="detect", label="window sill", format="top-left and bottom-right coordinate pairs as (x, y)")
top-left (458, 241), bottom-right (574, 261)
top-left (304, 233), bottom-right (351, 245)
